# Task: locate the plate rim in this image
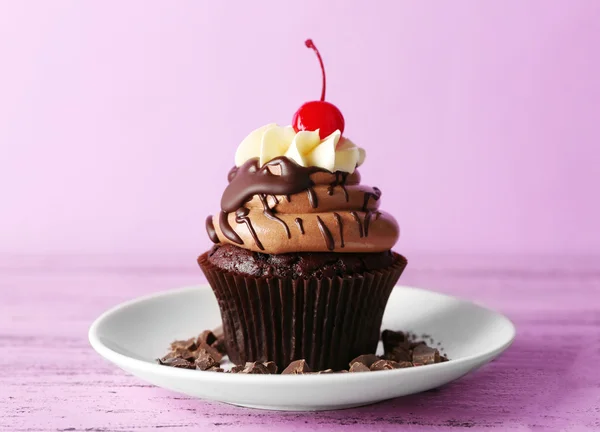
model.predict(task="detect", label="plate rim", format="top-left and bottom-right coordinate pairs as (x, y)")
top-left (89, 284), bottom-right (516, 382)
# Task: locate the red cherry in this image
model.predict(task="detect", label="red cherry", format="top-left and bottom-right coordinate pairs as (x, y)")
top-left (292, 39), bottom-right (345, 139)
top-left (292, 101), bottom-right (345, 139)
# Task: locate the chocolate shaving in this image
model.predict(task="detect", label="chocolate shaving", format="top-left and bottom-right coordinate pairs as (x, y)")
top-left (281, 359), bottom-right (312, 375)
top-left (210, 326), bottom-right (227, 355)
top-left (349, 362), bottom-right (370, 372)
top-left (349, 354), bottom-right (380, 368)
top-left (194, 349), bottom-right (218, 371)
top-left (159, 328), bottom-right (449, 374)
top-left (170, 337), bottom-right (197, 352)
top-left (197, 330), bottom-right (217, 347)
top-left (161, 348), bottom-right (196, 363)
top-left (264, 361), bottom-right (278, 374)
top-left (370, 359), bottom-right (402, 371)
top-left (412, 344), bottom-right (440, 365)
top-left (157, 357), bottom-right (195, 369)
top-left (243, 362), bottom-right (270, 374)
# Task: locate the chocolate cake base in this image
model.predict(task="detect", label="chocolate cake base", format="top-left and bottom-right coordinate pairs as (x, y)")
top-left (205, 244), bottom-right (396, 279)
top-left (198, 245), bottom-right (407, 371)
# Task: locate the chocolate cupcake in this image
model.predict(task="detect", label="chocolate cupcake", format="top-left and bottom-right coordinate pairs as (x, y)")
top-left (198, 40), bottom-right (406, 371)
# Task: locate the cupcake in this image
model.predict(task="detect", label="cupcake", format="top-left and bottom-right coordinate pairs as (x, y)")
top-left (198, 40), bottom-right (406, 371)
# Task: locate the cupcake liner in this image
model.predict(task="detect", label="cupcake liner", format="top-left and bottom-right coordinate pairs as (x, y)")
top-left (198, 252), bottom-right (407, 371)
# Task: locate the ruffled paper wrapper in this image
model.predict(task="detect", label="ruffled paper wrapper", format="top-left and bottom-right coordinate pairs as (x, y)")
top-left (197, 252), bottom-right (407, 371)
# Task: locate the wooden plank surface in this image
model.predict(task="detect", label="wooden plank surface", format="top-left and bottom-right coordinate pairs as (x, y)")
top-left (1, 254), bottom-right (599, 431)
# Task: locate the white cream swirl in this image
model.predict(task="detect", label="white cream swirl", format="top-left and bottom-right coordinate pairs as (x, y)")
top-left (234, 124), bottom-right (366, 173)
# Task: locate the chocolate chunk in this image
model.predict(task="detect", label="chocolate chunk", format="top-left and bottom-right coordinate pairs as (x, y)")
top-left (208, 366), bottom-right (224, 372)
top-left (349, 362), bottom-right (370, 372)
top-left (212, 339), bottom-right (227, 356)
top-left (281, 359), bottom-right (311, 375)
top-left (170, 337), bottom-right (197, 352)
top-left (194, 348), bottom-right (218, 371)
top-left (264, 361), bottom-right (278, 374)
top-left (382, 329), bottom-right (412, 362)
top-left (349, 354), bottom-right (380, 368)
top-left (211, 326), bottom-right (227, 355)
top-left (306, 368), bottom-right (335, 375)
top-left (212, 325), bottom-right (224, 339)
top-left (160, 347), bottom-right (196, 363)
top-left (440, 355), bottom-right (449, 362)
top-left (410, 341), bottom-right (427, 349)
top-left (242, 362), bottom-right (270, 374)
top-left (230, 365), bottom-right (245, 373)
top-left (386, 346), bottom-right (412, 362)
top-left (157, 357), bottom-right (194, 369)
top-left (397, 361), bottom-right (414, 368)
top-left (197, 330), bottom-right (217, 347)
top-left (193, 342), bottom-right (223, 362)
top-left (382, 330), bottom-right (408, 351)
top-left (412, 344), bottom-right (440, 365)
top-left (370, 359), bottom-right (402, 371)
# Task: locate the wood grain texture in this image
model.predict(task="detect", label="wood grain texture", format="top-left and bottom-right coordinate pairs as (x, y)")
top-left (1, 254), bottom-right (599, 431)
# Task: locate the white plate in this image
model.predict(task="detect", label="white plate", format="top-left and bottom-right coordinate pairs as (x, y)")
top-left (89, 285), bottom-right (515, 411)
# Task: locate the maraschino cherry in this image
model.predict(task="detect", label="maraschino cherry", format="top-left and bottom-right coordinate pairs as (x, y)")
top-left (292, 39), bottom-right (345, 139)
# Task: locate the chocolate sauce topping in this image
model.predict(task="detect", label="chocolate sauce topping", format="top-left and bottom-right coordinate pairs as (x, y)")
top-left (218, 157), bottom-right (326, 248)
top-left (221, 158), bottom-right (322, 213)
top-left (259, 194), bottom-right (291, 239)
top-left (294, 217), bottom-right (305, 235)
top-left (364, 210), bottom-right (373, 237)
top-left (206, 215), bottom-right (220, 244)
top-left (316, 216), bottom-right (334, 251)
top-left (350, 211), bottom-right (364, 238)
top-left (235, 207), bottom-right (264, 250)
top-left (333, 212), bottom-right (344, 248)
top-left (210, 157), bottom-right (397, 253)
top-left (362, 187), bottom-right (382, 211)
top-left (219, 211), bottom-right (243, 245)
top-left (327, 172), bottom-right (349, 202)
top-left (306, 187), bottom-right (318, 208)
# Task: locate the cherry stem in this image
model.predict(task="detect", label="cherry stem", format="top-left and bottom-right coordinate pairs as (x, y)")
top-left (305, 39), bottom-right (326, 101)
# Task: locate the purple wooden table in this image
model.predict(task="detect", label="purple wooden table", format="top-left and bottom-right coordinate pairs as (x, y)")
top-left (1, 254), bottom-right (599, 431)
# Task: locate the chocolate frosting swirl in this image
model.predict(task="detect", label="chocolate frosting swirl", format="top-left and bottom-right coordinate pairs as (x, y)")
top-left (207, 157), bottom-right (399, 254)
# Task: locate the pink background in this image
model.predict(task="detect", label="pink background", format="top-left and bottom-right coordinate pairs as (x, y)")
top-left (1, 1), bottom-right (599, 257)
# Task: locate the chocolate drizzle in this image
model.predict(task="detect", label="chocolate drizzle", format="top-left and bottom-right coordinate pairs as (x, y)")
top-left (350, 211), bottom-right (364, 238)
top-left (306, 187), bottom-right (318, 208)
top-left (362, 187), bottom-right (382, 211)
top-left (235, 207), bottom-right (264, 250)
top-left (206, 216), bottom-right (220, 244)
top-left (219, 157), bottom-right (326, 246)
top-left (212, 157), bottom-right (389, 252)
top-left (316, 216), bottom-right (334, 251)
top-left (327, 172), bottom-right (349, 202)
top-left (333, 212), bottom-right (344, 248)
top-left (259, 194), bottom-right (290, 239)
top-left (222, 158), bottom-right (322, 212)
top-left (219, 211), bottom-right (243, 245)
top-left (364, 211), bottom-right (373, 237)
top-left (294, 217), bottom-right (305, 234)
